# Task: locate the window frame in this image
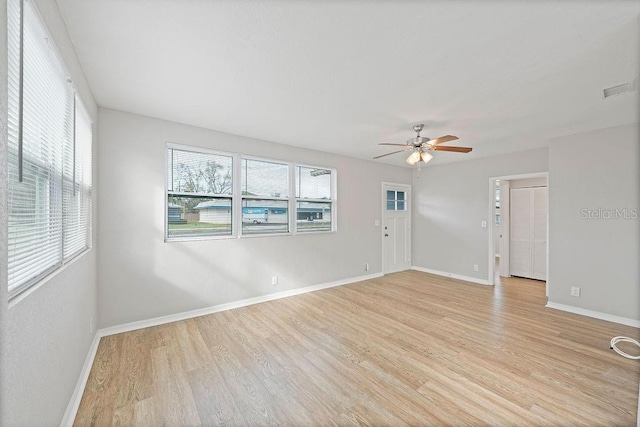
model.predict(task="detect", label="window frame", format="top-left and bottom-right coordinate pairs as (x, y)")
top-left (386, 189), bottom-right (407, 211)
top-left (165, 142), bottom-right (236, 242)
top-left (294, 163), bottom-right (336, 234)
top-left (165, 144), bottom-right (337, 242)
top-left (239, 154), bottom-right (292, 238)
top-left (63, 96), bottom-right (93, 261)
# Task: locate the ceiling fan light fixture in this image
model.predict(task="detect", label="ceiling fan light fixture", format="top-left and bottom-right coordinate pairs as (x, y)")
top-left (375, 124), bottom-right (470, 164)
top-left (406, 150), bottom-right (421, 165)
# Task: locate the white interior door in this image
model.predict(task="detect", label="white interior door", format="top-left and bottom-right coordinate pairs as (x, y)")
top-left (510, 188), bottom-right (532, 277)
top-left (510, 186), bottom-right (547, 280)
top-left (383, 184), bottom-right (411, 274)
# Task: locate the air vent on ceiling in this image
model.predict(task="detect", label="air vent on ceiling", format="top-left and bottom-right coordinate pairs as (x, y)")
top-left (603, 80), bottom-right (636, 98)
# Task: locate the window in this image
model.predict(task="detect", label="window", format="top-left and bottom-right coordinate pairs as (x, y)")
top-left (296, 166), bottom-right (333, 232)
top-left (7, 0), bottom-right (93, 299)
top-left (165, 146), bottom-right (336, 240)
top-left (386, 190), bottom-right (406, 211)
top-left (241, 158), bottom-right (289, 235)
top-left (63, 100), bottom-right (93, 258)
top-left (166, 146), bottom-right (233, 239)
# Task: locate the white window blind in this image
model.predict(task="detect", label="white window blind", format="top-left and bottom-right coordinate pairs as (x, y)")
top-left (241, 158), bottom-right (289, 235)
top-left (7, 0), bottom-right (92, 299)
top-left (166, 146), bottom-right (233, 239)
top-left (295, 166), bottom-right (334, 232)
top-left (63, 99), bottom-right (93, 259)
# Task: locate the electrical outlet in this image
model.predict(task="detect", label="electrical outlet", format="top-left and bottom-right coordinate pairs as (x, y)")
top-left (89, 317), bottom-right (94, 334)
top-left (571, 286), bottom-right (581, 297)
top-left (473, 264), bottom-right (479, 272)
top-left (271, 276), bottom-right (278, 286)
top-left (365, 263), bottom-right (369, 271)
top-left (481, 221), bottom-right (487, 228)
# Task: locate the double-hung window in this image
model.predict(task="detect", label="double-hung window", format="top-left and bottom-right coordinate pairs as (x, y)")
top-left (295, 166), bottom-right (333, 232)
top-left (7, 0), bottom-right (93, 299)
top-left (166, 145), bottom-right (233, 239)
top-left (241, 158), bottom-right (289, 235)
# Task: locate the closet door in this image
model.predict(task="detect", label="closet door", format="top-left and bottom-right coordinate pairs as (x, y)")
top-left (532, 187), bottom-right (547, 280)
top-left (509, 188), bottom-right (532, 278)
top-left (509, 186), bottom-right (547, 280)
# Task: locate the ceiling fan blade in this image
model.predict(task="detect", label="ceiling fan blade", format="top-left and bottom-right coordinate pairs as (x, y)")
top-left (432, 146), bottom-right (472, 153)
top-left (373, 149), bottom-right (409, 159)
top-left (379, 142), bottom-right (410, 147)
top-left (427, 135), bottom-right (459, 146)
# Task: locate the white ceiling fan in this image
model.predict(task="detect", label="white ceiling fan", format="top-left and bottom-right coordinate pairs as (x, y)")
top-left (373, 124), bottom-right (472, 165)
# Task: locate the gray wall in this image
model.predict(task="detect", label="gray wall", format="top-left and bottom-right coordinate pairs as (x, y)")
top-left (548, 123), bottom-right (639, 320)
top-left (412, 148), bottom-right (549, 280)
top-left (97, 108), bottom-right (411, 327)
top-left (1, 1), bottom-right (99, 425)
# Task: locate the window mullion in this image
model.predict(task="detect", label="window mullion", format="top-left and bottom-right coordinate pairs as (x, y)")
top-left (233, 154), bottom-right (241, 237)
top-left (289, 162), bottom-right (296, 234)
top-left (167, 191), bottom-right (226, 198)
top-left (241, 195), bottom-right (288, 201)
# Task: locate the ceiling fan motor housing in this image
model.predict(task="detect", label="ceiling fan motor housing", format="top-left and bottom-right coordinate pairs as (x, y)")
top-left (408, 135), bottom-right (431, 146)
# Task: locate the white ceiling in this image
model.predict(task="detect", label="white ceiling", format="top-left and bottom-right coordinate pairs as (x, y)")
top-left (55, 0), bottom-right (640, 166)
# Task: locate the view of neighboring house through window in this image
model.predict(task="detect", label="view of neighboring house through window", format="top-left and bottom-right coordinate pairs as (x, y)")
top-left (165, 145), bottom-right (336, 240)
top-left (6, 0), bottom-right (93, 299)
top-left (166, 146), bottom-right (233, 239)
top-left (296, 166), bottom-right (333, 232)
top-left (241, 158), bottom-right (289, 235)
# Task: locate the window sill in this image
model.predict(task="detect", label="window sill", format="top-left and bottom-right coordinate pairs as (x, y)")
top-left (8, 246), bottom-right (94, 308)
top-left (165, 228), bottom-right (337, 242)
top-left (165, 234), bottom-right (236, 243)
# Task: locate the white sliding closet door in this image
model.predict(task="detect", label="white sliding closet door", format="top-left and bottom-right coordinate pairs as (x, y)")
top-left (510, 188), bottom-right (532, 278)
top-left (510, 187), bottom-right (547, 281)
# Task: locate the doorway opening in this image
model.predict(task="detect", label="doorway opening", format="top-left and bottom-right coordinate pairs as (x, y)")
top-left (488, 173), bottom-right (549, 296)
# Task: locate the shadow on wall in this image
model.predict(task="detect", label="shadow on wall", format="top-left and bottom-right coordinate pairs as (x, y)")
top-left (101, 219), bottom-right (348, 328)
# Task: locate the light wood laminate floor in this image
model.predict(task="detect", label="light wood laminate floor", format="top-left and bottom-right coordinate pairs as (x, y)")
top-left (75, 271), bottom-right (640, 426)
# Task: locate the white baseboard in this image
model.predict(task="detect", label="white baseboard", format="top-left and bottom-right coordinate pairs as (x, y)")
top-left (60, 272), bottom-right (383, 426)
top-left (545, 302), bottom-right (640, 328)
top-left (100, 272), bottom-right (383, 337)
top-left (60, 332), bottom-right (101, 427)
top-left (411, 266), bottom-right (491, 286)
